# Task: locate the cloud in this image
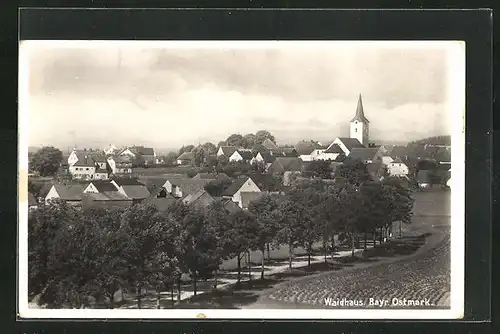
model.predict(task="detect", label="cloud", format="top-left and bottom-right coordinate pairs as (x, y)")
top-left (23, 41), bottom-right (454, 150)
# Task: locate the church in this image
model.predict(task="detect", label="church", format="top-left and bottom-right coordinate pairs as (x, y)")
top-left (300, 94), bottom-right (376, 162)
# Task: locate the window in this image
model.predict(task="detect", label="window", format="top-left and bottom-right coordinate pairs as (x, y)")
top-left (355, 128), bottom-right (357, 133)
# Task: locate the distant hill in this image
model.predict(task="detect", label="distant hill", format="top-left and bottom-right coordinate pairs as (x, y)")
top-left (408, 135), bottom-right (451, 146)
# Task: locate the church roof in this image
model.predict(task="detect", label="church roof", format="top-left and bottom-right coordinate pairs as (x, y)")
top-left (350, 94), bottom-right (370, 124)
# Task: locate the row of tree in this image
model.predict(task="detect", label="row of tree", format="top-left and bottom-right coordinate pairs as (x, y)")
top-left (29, 162), bottom-right (413, 309)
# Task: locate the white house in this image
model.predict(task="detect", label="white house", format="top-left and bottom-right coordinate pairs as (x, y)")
top-left (387, 158), bottom-right (409, 177)
top-left (299, 148), bottom-right (327, 162)
top-left (229, 149), bottom-right (253, 162)
top-left (118, 148), bottom-right (136, 158)
top-left (381, 156), bottom-right (394, 165)
top-left (221, 177), bottom-right (261, 208)
top-left (217, 146), bottom-right (238, 157)
top-left (327, 137), bottom-right (365, 156)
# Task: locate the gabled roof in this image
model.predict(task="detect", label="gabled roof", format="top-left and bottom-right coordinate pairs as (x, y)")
top-left (235, 150), bottom-right (253, 160)
top-left (294, 141), bottom-right (325, 155)
top-left (82, 191), bottom-right (131, 202)
top-left (111, 177), bottom-right (145, 186)
top-left (192, 173), bottom-right (218, 180)
top-left (324, 144), bottom-right (343, 154)
top-left (270, 147), bottom-right (298, 157)
top-left (349, 147), bottom-right (380, 161)
top-left (335, 138), bottom-right (365, 151)
top-left (222, 199), bottom-right (241, 213)
top-left (177, 152), bottom-right (194, 160)
top-left (89, 180), bottom-right (119, 192)
top-left (350, 94), bottom-right (370, 123)
top-left (52, 184), bottom-right (86, 201)
top-left (120, 185), bottom-right (150, 199)
top-left (274, 157), bottom-right (303, 172)
top-left (168, 178), bottom-right (212, 198)
top-left (222, 177), bottom-right (252, 197)
top-left (240, 191), bottom-right (266, 209)
top-left (131, 146), bottom-right (155, 156)
top-left (261, 138), bottom-right (278, 150)
top-left (334, 153), bottom-right (346, 162)
top-left (183, 189), bottom-right (214, 206)
top-left (391, 157), bottom-right (404, 164)
top-left (219, 146), bottom-right (238, 157)
top-left (257, 151), bottom-right (276, 163)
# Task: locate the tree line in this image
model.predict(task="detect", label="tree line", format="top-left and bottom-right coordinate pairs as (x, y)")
top-left (29, 161), bottom-right (413, 309)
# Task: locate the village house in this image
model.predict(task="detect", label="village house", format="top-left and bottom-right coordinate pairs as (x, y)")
top-left (182, 189), bottom-right (215, 209)
top-left (348, 147), bottom-right (384, 164)
top-left (229, 149), bottom-right (253, 163)
top-left (387, 158), bottom-right (410, 177)
top-left (217, 146), bottom-right (239, 158)
top-left (130, 146), bottom-right (156, 165)
top-left (176, 152), bottom-right (194, 165)
top-left (250, 151), bottom-right (276, 168)
top-left (67, 149), bottom-right (110, 180)
top-left (192, 172), bottom-right (221, 180)
top-left (327, 137), bottom-right (365, 157)
top-left (107, 155), bottom-right (133, 175)
top-left (221, 177), bottom-right (261, 208)
top-left (163, 177), bottom-right (213, 199)
top-left (104, 144), bottom-right (118, 155)
top-left (45, 184), bottom-right (86, 205)
top-left (269, 147), bottom-right (299, 157)
top-left (267, 157), bottom-right (303, 175)
top-left (82, 180), bottom-right (134, 207)
top-left (261, 138), bottom-right (278, 150)
top-left (110, 178), bottom-right (150, 203)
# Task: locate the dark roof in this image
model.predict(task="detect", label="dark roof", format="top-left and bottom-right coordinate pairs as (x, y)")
top-left (111, 177), bottom-right (145, 186)
top-left (257, 151), bottom-right (276, 163)
top-left (270, 147), bottom-right (298, 157)
top-left (294, 141), bottom-right (324, 155)
top-left (89, 180), bottom-right (119, 192)
top-left (52, 184), bottom-right (85, 201)
top-left (222, 177), bottom-right (252, 197)
top-left (222, 199), bottom-right (241, 213)
top-left (236, 150), bottom-right (253, 160)
top-left (349, 147), bottom-right (380, 161)
top-left (350, 94), bottom-right (370, 123)
top-left (120, 185), bottom-right (150, 199)
top-left (192, 173), bottom-right (217, 180)
top-left (28, 193), bottom-right (37, 206)
top-left (168, 178), bottom-right (212, 198)
top-left (82, 192), bottom-right (131, 202)
top-left (183, 190), bottom-right (214, 207)
top-left (240, 191), bottom-right (266, 209)
top-left (132, 146), bottom-right (155, 156)
top-left (177, 152), bottom-right (194, 160)
top-left (219, 146), bottom-right (238, 157)
top-left (261, 138), bottom-right (278, 149)
top-left (274, 157), bottom-right (303, 172)
top-left (334, 153), bottom-right (346, 162)
top-left (324, 144), bottom-right (343, 154)
top-left (335, 138), bottom-right (365, 151)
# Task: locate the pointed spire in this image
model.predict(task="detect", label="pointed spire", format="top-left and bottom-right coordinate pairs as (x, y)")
top-left (350, 94), bottom-right (370, 123)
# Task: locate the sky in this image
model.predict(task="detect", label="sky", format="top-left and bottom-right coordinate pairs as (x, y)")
top-left (22, 41), bottom-right (458, 154)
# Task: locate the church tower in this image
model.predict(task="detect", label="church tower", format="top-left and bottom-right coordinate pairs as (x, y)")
top-left (350, 94), bottom-right (370, 146)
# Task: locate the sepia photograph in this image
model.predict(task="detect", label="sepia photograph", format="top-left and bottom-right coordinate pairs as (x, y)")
top-left (18, 40), bottom-right (465, 319)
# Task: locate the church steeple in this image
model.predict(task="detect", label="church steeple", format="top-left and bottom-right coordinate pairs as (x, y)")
top-left (350, 94), bottom-right (370, 124)
top-left (349, 94), bottom-right (370, 146)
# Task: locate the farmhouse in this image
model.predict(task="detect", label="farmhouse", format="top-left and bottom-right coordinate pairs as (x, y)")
top-left (348, 147), bottom-right (384, 164)
top-left (221, 177), bottom-right (261, 208)
top-left (182, 189), bottom-right (215, 209)
top-left (68, 149), bottom-right (110, 180)
top-left (45, 184), bottom-right (86, 205)
top-left (217, 146), bottom-right (238, 158)
top-left (110, 178), bottom-right (150, 203)
top-left (164, 177), bottom-right (213, 199)
top-left (387, 158), bottom-right (409, 177)
top-left (267, 157), bottom-right (303, 175)
top-left (176, 152), bottom-right (194, 165)
top-left (261, 138), bottom-right (278, 150)
top-left (130, 146), bottom-right (156, 165)
top-left (229, 149), bottom-right (253, 163)
top-left (107, 155), bottom-right (133, 175)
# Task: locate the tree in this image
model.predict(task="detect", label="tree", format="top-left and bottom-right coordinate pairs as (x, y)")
top-left (255, 130), bottom-right (276, 145)
top-left (382, 177), bottom-right (414, 238)
top-left (335, 158), bottom-right (372, 188)
top-left (178, 145), bottom-right (195, 156)
top-left (192, 146), bottom-right (206, 167)
top-left (120, 203), bottom-right (164, 308)
top-left (226, 210), bottom-right (259, 283)
top-left (302, 160), bottom-right (333, 179)
top-left (164, 152), bottom-right (179, 166)
top-left (248, 195), bottom-right (280, 279)
top-left (29, 146), bottom-right (63, 177)
top-left (243, 133), bottom-right (256, 149)
top-left (201, 142), bottom-right (217, 155)
top-left (275, 197), bottom-right (305, 271)
top-left (226, 134), bottom-right (245, 147)
top-left (204, 178), bottom-right (232, 197)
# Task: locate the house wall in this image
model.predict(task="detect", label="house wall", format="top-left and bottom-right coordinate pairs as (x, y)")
top-left (299, 155), bottom-right (313, 162)
top-left (69, 166), bottom-right (96, 180)
top-left (217, 147), bottom-right (224, 157)
top-left (332, 138), bottom-right (351, 156)
top-left (232, 179), bottom-right (261, 207)
top-left (83, 183), bottom-right (99, 193)
top-left (316, 152), bottom-right (339, 161)
top-left (382, 156), bottom-right (394, 165)
top-left (388, 163), bottom-right (409, 177)
top-left (229, 151), bottom-right (243, 162)
top-left (94, 172), bottom-right (109, 180)
top-left (176, 159), bottom-right (190, 165)
top-left (45, 186), bottom-right (60, 203)
top-left (68, 151), bottom-right (79, 166)
top-left (107, 158), bottom-right (116, 173)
